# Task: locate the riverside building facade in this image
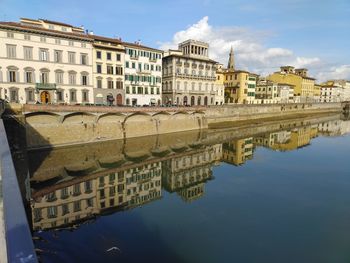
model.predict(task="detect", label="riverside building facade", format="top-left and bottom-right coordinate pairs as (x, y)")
top-left (91, 35), bottom-right (125, 105)
top-left (0, 18), bottom-right (94, 104)
top-left (124, 42), bottom-right (163, 106)
top-left (162, 39), bottom-right (218, 106)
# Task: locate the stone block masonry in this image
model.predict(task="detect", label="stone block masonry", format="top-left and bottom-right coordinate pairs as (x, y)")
top-left (4, 103), bottom-right (343, 149)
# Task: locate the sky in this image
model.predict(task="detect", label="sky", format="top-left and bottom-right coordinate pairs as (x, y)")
top-left (1, 0), bottom-right (349, 82)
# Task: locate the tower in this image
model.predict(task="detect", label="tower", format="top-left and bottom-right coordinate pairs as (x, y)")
top-left (227, 46), bottom-right (235, 71)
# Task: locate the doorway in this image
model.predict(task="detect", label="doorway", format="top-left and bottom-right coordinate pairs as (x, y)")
top-left (40, 91), bottom-right (50, 104)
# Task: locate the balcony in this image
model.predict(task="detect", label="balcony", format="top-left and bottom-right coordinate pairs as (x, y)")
top-left (130, 55), bottom-right (139, 60)
top-left (35, 83), bottom-right (57, 90)
top-left (149, 57), bottom-right (157, 62)
top-left (137, 69), bottom-right (151, 75)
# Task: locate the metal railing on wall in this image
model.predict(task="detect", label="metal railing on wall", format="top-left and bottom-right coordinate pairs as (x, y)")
top-left (0, 119), bottom-right (38, 263)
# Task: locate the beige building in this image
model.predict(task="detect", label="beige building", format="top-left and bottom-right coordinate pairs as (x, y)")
top-left (162, 39), bottom-right (218, 106)
top-left (255, 78), bottom-right (279, 103)
top-left (91, 35), bottom-right (125, 105)
top-left (214, 64), bottom-right (225, 105)
top-left (0, 18), bottom-right (94, 104)
top-left (162, 144), bottom-right (222, 201)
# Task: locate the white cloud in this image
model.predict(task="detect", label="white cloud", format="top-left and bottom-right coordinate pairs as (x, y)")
top-left (316, 65), bottom-right (350, 82)
top-left (158, 16), bottom-right (349, 81)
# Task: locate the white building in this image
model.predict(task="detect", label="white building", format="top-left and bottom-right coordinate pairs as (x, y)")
top-left (123, 42), bottom-right (162, 106)
top-left (0, 18), bottom-right (94, 104)
top-left (320, 85), bottom-right (342, 103)
top-left (278, 83), bottom-right (294, 103)
top-left (162, 40), bottom-right (218, 106)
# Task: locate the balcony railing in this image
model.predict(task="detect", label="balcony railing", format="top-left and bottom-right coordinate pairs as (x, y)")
top-left (35, 83), bottom-right (57, 90)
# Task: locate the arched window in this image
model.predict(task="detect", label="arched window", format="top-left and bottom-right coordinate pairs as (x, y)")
top-left (197, 96), bottom-right (201, 105)
top-left (183, 96), bottom-right (188, 106)
top-left (191, 96), bottom-right (195, 106)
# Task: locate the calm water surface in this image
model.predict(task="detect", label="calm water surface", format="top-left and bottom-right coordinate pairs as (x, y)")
top-left (25, 116), bottom-right (350, 263)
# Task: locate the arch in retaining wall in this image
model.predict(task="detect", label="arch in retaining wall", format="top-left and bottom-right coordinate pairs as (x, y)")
top-left (62, 112), bottom-right (96, 123)
top-left (25, 112), bottom-right (60, 125)
top-left (124, 112), bottom-right (156, 137)
top-left (95, 113), bottom-right (125, 141)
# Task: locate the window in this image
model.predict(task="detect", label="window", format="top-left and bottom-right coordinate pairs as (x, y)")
top-left (47, 206), bottom-right (57, 218)
top-left (81, 42), bottom-right (86, 48)
top-left (7, 32), bottom-right (14, 38)
top-left (82, 90), bottom-right (89, 102)
top-left (70, 89), bottom-right (77, 102)
top-left (24, 34), bottom-right (31, 40)
top-left (81, 53), bottom-right (88, 65)
top-left (57, 90), bottom-right (64, 101)
top-left (132, 62), bottom-right (135, 69)
top-left (23, 46), bottom-right (33, 60)
top-left (107, 80), bottom-right (114, 89)
top-left (115, 66), bottom-right (123, 75)
top-left (86, 198), bottom-right (93, 207)
top-left (97, 79), bottom-right (102, 89)
top-left (54, 50), bottom-right (62, 63)
top-left (62, 27), bottom-right (67, 32)
top-left (107, 65), bottom-right (113, 74)
top-left (69, 41), bottom-right (74, 46)
top-left (69, 72), bottom-right (76, 85)
top-left (73, 201), bottom-right (81, 212)
top-left (68, 52), bottom-right (76, 64)
top-left (55, 71), bottom-right (63, 84)
top-left (40, 71), bottom-right (49, 83)
top-left (116, 80), bottom-right (123, 89)
top-left (126, 86), bottom-right (130, 94)
top-left (125, 61), bottom-right (129, 68)
top-left (9, 88), bottom-right (18, 102)
top-left (96, 51), bottom-right (101, 59)
top-left (116, 53), bottom-right (121, 61)
top-left (73, 183), bottom-right (80, 196)
top-left (55, 38), bottom-right (61, 45)
top-left (39, 49), bottom-right (49, 61)
top-left (107, 52), bottom-right (111, 60)
top-left (85, 181), bottom-right (92, 193)
top-left (26, 89), bottom-right (34, 102)
top-left (62, 204), bottom-right (69, 215)
top-left (137, 86), bottom-right (143, 94)
top-left (49, 25), bottom-right (54, 30)
top-left (40, 36), bottom-right (46, 42)
top-left (97, 64), bottom-right (102, 73)
top-left (25, 71), bottom-right (33, 83)
top-left (6, 44), bottom-right (16, 58)
top-left (82, 74), bottom-right (88, 86)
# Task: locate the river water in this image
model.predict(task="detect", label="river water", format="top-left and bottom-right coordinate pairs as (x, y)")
top-left (22, 114), bottom-right (350, 263)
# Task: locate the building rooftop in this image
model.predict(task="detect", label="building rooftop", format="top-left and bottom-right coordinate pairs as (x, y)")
top-left (123, 41), bottom-right (163, 53)
top-left (0, 21), bottom-right (92, 41)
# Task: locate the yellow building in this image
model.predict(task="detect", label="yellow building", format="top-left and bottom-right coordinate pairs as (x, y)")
top-left (215, 64), bottom-right (225, 105)
top-left (221, 138), bottom-right (253, 166)
top-left (314, 84), bottom-right (321, 102)
top-left (224, 70), bottom-right (250, 104)
top-left (268, 66), bottom-right (315, 102)
top-left (223, 47), bottom-right (250, 104)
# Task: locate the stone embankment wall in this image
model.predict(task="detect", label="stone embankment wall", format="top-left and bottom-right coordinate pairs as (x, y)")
top-left (205, 102), bottom-right (342, 125)
top-left (5, 102), bottom-right (343, 149)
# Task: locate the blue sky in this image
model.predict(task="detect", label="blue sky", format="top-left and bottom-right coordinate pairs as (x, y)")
top-left (1, 0), bottom-right (349, 81)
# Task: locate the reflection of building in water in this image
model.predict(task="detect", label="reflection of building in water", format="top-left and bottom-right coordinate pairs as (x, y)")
top-left (221, 138), bottom-right (253, 166)
top-left (162, 144), bottom-right (222, 202)
top-left (267, 126), bottom-right (317, 151)
top-left (318, 120), bottom-right (342, 136)
top-left (254, 131), bottom-right (291, 148)
top-left (31, 161), bottom-right (162, 230)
